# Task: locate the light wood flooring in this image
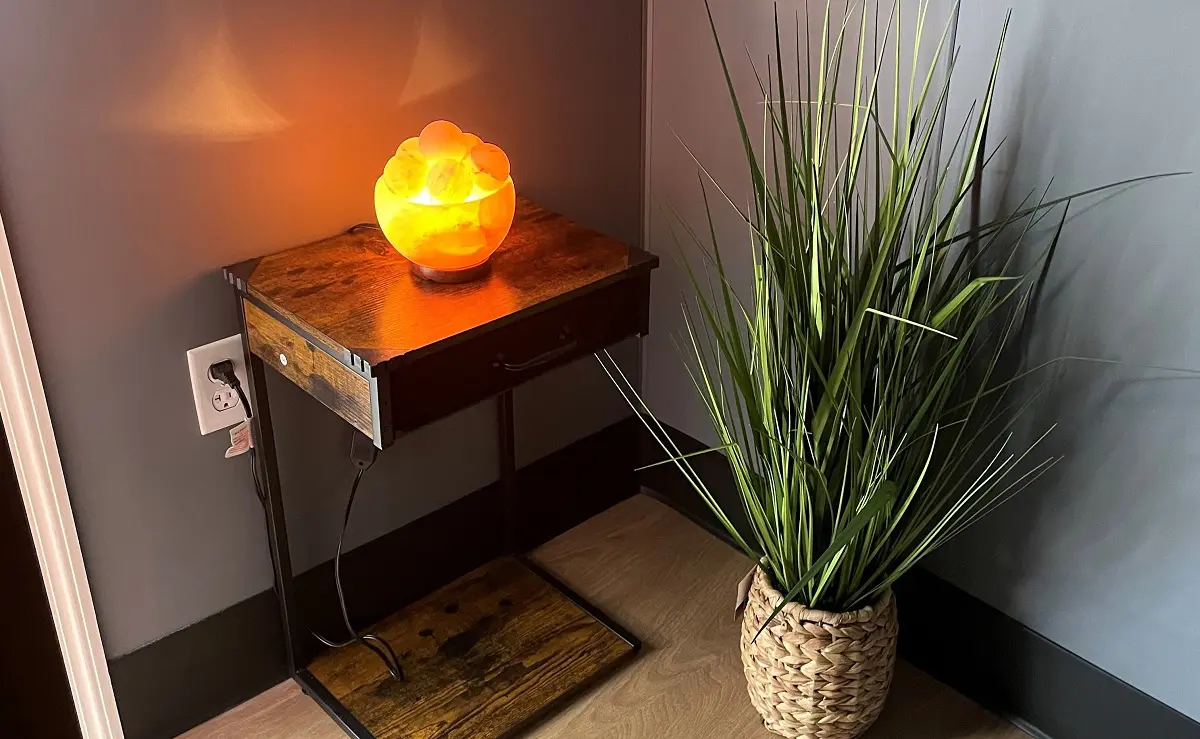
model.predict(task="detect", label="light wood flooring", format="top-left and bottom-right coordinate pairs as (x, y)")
top-left (182, 494), bottom-right (1029, 739)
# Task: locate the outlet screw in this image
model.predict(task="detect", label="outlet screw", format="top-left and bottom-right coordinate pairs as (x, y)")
top-left (279, 353), bottom-right (288, 366)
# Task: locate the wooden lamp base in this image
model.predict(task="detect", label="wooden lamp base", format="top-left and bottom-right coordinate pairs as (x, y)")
top-left (300, 557), bottom-right (637, 739)
top-left (409, 260), bottom-right (492, 284)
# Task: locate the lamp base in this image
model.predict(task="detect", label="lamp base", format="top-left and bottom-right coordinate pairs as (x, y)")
top-left (410, 261), bottom-right (491, 284)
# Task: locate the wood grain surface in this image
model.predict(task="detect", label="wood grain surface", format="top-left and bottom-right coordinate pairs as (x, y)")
top-left (244, 300), bottom-right (374, 438)
top-left (231, 198), bottom-right (657, 369)
top-left (182, 495), bottom-right (1028, 739)
top-left (305, 557), bottom-right (634, 739)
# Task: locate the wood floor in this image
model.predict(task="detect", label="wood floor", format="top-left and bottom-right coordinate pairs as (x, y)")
top-left (182, 494), bottom-right (1029, 739)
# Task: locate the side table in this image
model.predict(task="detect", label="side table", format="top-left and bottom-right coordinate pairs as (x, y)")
top-left (223, 198), bottom-right (657, 739)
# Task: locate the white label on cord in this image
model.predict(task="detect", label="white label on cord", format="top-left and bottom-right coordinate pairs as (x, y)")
top-left (735, 565), bottom-right (755, 618)
top-left (735, 557), bottom-right (769, 619)
top-left (225, 420), bottom-right (254, 458)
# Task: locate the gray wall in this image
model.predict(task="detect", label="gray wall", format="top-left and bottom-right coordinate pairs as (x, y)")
top-left (924, 1), bottom-right (1200, 722)
top-left (0, 0), bottom-right (643, 658)
top-left (645, 0), bottom-right (1200, 722)
top-left (643, 0), bottom-right (771, 445)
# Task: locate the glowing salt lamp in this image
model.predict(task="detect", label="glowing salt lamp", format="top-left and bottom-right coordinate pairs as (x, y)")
top-left (374, 120), bottom-right (516, 283)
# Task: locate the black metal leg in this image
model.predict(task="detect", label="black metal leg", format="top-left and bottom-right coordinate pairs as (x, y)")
top-left (238, 301), bottom-right (308, 675)
top-left (497, 389), bottom-right (517, 553)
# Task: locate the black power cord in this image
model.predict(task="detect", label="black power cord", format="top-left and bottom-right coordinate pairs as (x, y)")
top-left (209, 360), bottom-right (404, 681)
top-left (323, 435), bottom-right (404, 680)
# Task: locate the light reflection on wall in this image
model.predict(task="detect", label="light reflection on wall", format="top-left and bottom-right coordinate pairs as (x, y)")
top-left (398, 0), bottom-right (480, 106)
top-left (109, 15), bottom-right (289, 141)
top-left (107, 0), bottom-right (482, 141)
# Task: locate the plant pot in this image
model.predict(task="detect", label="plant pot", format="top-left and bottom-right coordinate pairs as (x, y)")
top-left (740, 568), bottom-right (898, 739)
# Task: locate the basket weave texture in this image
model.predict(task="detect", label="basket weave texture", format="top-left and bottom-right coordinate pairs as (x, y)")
top-left (740, 567), bottom-right (898, 739)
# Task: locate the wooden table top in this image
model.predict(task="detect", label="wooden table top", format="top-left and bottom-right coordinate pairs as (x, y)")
top-left (225, 198), bottom-right (657, 374)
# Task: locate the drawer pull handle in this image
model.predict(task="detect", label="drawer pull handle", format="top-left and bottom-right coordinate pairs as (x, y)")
top-left (496, 339), bottom-right (578, 372)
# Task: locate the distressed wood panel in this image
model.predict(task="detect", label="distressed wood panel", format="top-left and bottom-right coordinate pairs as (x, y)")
top-left (244, 299), bottom-right (374, 438)
top-left (306, 557), bottom-right (634, 739)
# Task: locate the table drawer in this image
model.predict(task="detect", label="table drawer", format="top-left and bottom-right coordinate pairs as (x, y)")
top-left (389, 274), bottom-right (650, 432)
top-left (244, 299), bottom-right (376, 439)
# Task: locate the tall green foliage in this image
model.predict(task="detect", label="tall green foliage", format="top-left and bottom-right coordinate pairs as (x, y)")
top-left (601, 1), bottom-right (1172, 618)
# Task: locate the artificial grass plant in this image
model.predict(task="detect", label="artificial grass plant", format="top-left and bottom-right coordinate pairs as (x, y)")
top-left (599, 0), bottom-right (1174, 621)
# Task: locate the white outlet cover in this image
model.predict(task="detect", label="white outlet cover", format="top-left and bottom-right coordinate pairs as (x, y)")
top-left (186, 334), bottom-right (249, 435)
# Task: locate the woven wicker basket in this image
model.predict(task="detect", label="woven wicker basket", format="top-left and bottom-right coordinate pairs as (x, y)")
top-left (740, 568), bottom-right (898, 739)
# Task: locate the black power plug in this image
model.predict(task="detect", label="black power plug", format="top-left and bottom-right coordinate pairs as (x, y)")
top-left (209, 359), bottom-right (252, 419)
top-left (208, 359), bottom-right (237, 386)
top-left (349, 431), bottom-right (377, 471)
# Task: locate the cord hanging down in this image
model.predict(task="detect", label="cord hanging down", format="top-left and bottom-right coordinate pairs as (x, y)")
top-left (211, 359), bottom-right (404, 681)
top-left (319, 459), bottom-right (405, 681)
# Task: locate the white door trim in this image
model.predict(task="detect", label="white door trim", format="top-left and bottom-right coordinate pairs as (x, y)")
top-left (641, 0), bottom-right (654, 253)
top-left (0, 209), bottom-right (124, 738)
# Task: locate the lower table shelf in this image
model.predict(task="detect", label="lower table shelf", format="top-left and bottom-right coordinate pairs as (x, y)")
top-left (299, 556), bottom-right (639, 739)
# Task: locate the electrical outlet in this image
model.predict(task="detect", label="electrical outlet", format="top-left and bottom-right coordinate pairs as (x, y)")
top-left (211, 388), bottom-right (238, 412)
top-left (186, 335), bottom-right (248, 434)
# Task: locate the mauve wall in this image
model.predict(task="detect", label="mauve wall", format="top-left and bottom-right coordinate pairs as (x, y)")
top-left (0, 0), bottom-right (643, 658)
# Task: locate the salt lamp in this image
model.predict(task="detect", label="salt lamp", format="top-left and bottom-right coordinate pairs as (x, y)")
top-left (374, 120), bottom-right (516, 283)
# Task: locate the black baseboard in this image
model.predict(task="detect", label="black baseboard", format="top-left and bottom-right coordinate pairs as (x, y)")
top-left (640, 422), bottom-right (1200, 739)
top-left (108, 592), bottom-right (286, 739)
top-left (109, 418), bottom-right (638, 739)
top-left (893, 567), bottom-right (1200, 739)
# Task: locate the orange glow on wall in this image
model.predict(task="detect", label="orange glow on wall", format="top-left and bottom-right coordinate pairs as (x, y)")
top-left (374, 120), bottom-right (515, 282)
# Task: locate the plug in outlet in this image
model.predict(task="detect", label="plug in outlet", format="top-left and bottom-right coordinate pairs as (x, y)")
top-left (186, 335), bottom-right (248, 434)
